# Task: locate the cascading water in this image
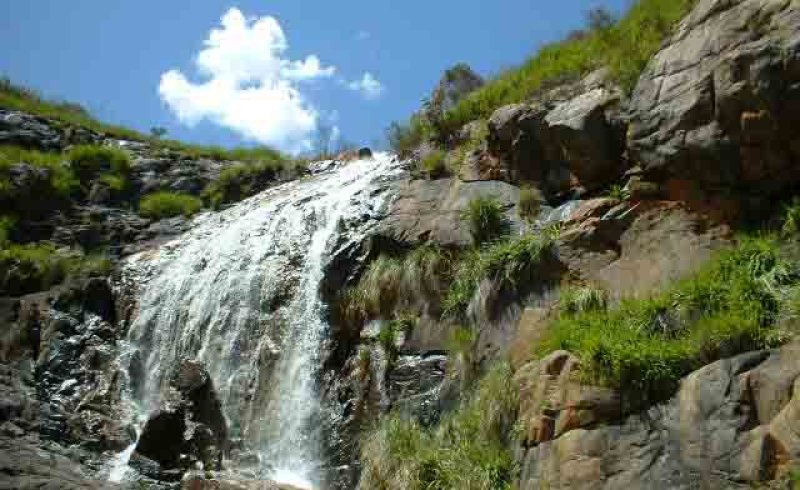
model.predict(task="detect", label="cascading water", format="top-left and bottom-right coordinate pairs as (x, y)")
top-left (115, 153), bottom-right (402, 488)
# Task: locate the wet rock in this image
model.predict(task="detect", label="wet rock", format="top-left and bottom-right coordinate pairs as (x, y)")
top-left (136, 407), bottom-right (187, 469)
top-left (135, 360), bottom-right (229, 471)
top-left (358, 147), bottom-right (373, 158)
top-left (627, 0), bottom-right (800, 197)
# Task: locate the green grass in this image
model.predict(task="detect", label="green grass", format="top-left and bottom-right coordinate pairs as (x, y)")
top-left (444, 234), bottom-right (554, 318)
top-left (463, 196), bottom-right (509, 246)
top-left (518, 186), bottom-right (543, 222)
top-left (360, 363), bottom-right (518, 490)
top-left (559, 284), bottom-right (609, 315)
top-left (203, 158), bottom-right (304, 209)
top-left (1, 77), bottom-right (294, 164)
top-left (139, 191), bottom-right (203, 219)
top-left (388, 0), bottom-right (696, 148)
top-left (783, 198), bottom-right (800, 237)
top-left (0, 145), bottom-right (77, 198)
top-left (344, 245), bottom-right (453, 323)
top-left (0, 242), bottom-right (112, 296)
top-left (537, 236), bottom-right (798, 406)
top-left (68, 145), bottom-right (132, 194)
top-left (419, 149), bottom-right (448, 179)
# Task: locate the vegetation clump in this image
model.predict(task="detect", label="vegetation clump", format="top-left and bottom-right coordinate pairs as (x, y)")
top-left (139, 191), bottom-right (202, 219)
top-left (68, 145), bottom-right (132, 193)
top-left (203, 158), bottom-right (303, 209)
top-left (537, 236), bottom-right (799, 406)
top-left (386, 0), bottom-right (697, 150)
top-left (419, 149), bottom-right (448, 179)
top-left (463, 196), bottom-right (509, 246)
top-left (444, 234), bottom-right (554, 318)
top-left (0, 242), bottom-right (111, 296)
top-left (0, 145), bottom-right (77, 199)
top-left (360, 363), bottom-right (518, 490)
top-left (518, 186), bottom-right (543, 222)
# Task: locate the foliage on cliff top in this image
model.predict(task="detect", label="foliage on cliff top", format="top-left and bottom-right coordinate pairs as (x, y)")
top-left (0, 77), bottom-right (293, 163)
top-left (360, 363), bottom-right (518, 490)
top-left (0, 145), bottom-right (77, 199)
top-left (538, 235), bottom-right (799, 406)
top-left (203, 157), bottom-right (305, 209)
top-left (388, 0), bottom-right (696, 152)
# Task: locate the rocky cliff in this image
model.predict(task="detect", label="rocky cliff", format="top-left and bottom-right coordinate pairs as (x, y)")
top-left (1, 0), bottom-right (799, 489)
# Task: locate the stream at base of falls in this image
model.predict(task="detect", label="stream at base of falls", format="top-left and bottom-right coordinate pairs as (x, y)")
top-left (108, 153), bottom-right (403, 488)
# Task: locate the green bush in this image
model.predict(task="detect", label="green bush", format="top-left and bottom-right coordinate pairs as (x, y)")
top-left (560, 285), bottom-right (609, 314)
top-left (463, 196), bottom-right (509, 246)
top-left (606, 184), bottom-right (631, 201)
top-left (387, 113), bottom-right (433, 157)
top-left (444, 234), bottom-right (554, 317)
top-left (360, 363), bottom-right (518, 490)
top-left (203, 158), bottom-right (302, 208)
top-left (0, 145), bottom-right (77, 198)
top-left (68, 145), bottom-right (131, 182)
top-left (783, 198), bottom-right (800, 237)
top-left (409, 0), bottom-right (696, 143)
top-left (518, 186), bottom-right (543, 222)
top-left (344, 245), bottom-right (453, 323)
top-left (419, 149), bottom-right (447, 179)
top-left (139, 191), bottom-right (202, 219)
top-left (537, 236), bottom-right (797, 406)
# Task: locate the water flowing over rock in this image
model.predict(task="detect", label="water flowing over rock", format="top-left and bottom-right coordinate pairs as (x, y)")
top-left (118, 154), bottom-right (402, 487)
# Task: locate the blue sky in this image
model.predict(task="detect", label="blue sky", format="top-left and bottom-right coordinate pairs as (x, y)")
top-left (1, 0), bottom-right (629, 154)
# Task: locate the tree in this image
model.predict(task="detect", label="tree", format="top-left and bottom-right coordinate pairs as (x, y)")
top-left (150, 126), bottom-right (168, 140)
top-left (586, 6), bottom-right (615, 31)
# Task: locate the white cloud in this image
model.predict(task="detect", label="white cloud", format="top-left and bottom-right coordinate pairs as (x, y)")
top-left (346, 72), bottom-right (384, 100)
top-left (158, 8), bottom-right (336, 153)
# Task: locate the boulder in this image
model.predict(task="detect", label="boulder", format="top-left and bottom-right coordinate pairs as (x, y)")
top-left (486, 71), bottom-right (628, 195)
top-left (627, 0), bottom-right (800, 196)
top-left (358, 147), bottom-right (373, 159)
top-left (135, 360), bottom-right (228, 471)
top-left (379, 177), bottom-right (522, 248)
top-left (0, 110), bottom-right (62, 150)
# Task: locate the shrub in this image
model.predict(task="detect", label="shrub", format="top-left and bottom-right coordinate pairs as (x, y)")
top-left (0, 145), bottom-right (77, 198)
top-left (344, 245), bottom-right (452, 323)
top-left (518, 186), bottom-right (543, 222)
top-left (68, 145), bottom-right (131, 182)
top-left (560, 285), bottom-right (609, 314)
top-left (782, 198), bottom-right (800, 237)
top-left (386, 115), bottom-right (432, 157)
top-left (419, 149), bottom-right (447, 178)
top-left (410, 0), bottom-right (696, 142)
top-left (360, 363), bottom-right (518, 490)
top-left (537, 236), bottom-right (796, 406)
top-left (444, 234), bottom-right (554, 318)
top-left (463, 196), bottom-right (509, 246)
top-left (606, 183), bottom-right (630, 201)
top-left (139, 191), bottom-right (202, 219)
top-left (203, 158), bottom-right (301, 209)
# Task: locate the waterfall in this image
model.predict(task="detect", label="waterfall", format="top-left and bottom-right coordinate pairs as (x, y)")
top-left (119, 153), bottom-right (402, 488)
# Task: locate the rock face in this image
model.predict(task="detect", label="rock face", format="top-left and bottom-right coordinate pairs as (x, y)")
top-left (379, 177), bottom-right (522, 248)
top-left (135, 360), bottom-right (229, 472)
top-left (516, 342), bottom-right (800, 489)
top-left (628, 0), bottom-right (800, 195)
top-left (486, 71), bottom-right (627, 196)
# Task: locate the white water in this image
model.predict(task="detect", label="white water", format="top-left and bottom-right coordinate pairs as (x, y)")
top-left (119, 153), bottom-right (402, 487)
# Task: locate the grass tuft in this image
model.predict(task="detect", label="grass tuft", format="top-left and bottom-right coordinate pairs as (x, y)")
top-left (537, 236), bottom-right (798, 406)
top-left (360, 363), bottom-right (518, 490)
top-left (463, 196), bottom-right (509, 247)
top-left (139, 191), bottom-right (202, 219)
